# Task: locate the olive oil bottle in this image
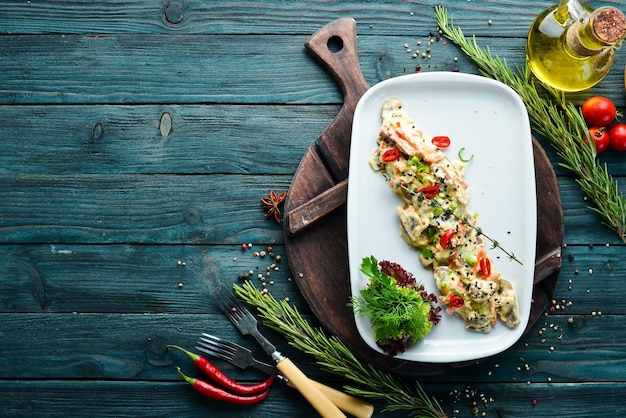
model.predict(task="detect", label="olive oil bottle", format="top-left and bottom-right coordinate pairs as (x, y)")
top-left (526, 0), bottom-right (626, 91)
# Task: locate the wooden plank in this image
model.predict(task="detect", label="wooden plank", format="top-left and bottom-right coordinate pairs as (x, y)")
top-left (0, 244), bottom-right (302, 314)
top-left (430, 382), bottom-right (626, 417)
top-left (1, 311), bottom-right (625, 383)
top-left (0, 0), bottom-right (569, 36)
top-left (0, 372), bottom-right (624, 417)
top-left (0, 173), bottom-right (290, 244)
top-left (0, 171), bottom-right (619, 244)
top-left (0, 242), bottom-right (621, 315)
top-left (0, 104), bottom-right (332, 175)
top-left (3, 104), bottom-right (625, 178)
top-left (0, 313), bottom-right (328, 381)
top-left (1, 32), bottom-right (625, 106)
top-left (559, 177), bottom-right (626, 244)
top-left (0, 34), bottom-right (518, 105)
top-left (0, 380), bottom-right (341, 418)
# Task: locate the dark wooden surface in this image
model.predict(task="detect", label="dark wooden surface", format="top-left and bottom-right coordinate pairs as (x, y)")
top-left (1, 1), bottom-right (625, 417)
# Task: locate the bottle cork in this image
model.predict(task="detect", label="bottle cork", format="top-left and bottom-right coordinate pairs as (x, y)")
top-left (592, 7), bottom-right (626, 44)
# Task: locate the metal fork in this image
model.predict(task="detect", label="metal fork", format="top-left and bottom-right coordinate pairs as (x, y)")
top-left (196, 333), bottom-right (281, 381)
top-left (196, 334), bottom-right (375, 418)
top-left (211, 286), bottom-right (278, 358)
top-left (211, 285), bottom-right (346, 418)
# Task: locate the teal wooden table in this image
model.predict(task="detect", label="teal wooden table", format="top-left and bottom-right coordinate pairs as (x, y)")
top-left (1, 1), bottom-right (625, 417)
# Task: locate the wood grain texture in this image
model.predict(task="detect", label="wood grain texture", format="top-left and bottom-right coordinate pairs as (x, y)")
top-left (1, 380), bottom-right (623, 417)
top-left (0, 174), bottom-right (291, 244)
top-left (1, 0), bottom-right (625, 416)
top-left (0, 105), bottom-right (329, 175)
top-left (1, 0), bottom-right (624, 107)
top-left (0, 243), bottom-right (618, 316)
top-left (2, 33), bottom-right (624, 105)
top-left (0, 244), bottom-right (303, 314)
top-left (1, 309), bottom-right (624, 382)
top-left (0, 0), bottom-right (567, 36)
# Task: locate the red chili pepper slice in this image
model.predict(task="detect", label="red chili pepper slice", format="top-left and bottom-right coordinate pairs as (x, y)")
top-left (431, 136), bottom-right (451, 148)
top-left (176, 367), bottom-right (270, 405)
top-left (168, 345), bottom-right (274, 395)
top-left (418, 185), bottom-right (439, 199)
top-left (439, 229), bottom-right (455, 249)
top-left (479, 257), bottom-right (491, 278)
top-left (449, 293), bottom-right (465, 308)
top-left (381, 148), bottom-right (401, 162)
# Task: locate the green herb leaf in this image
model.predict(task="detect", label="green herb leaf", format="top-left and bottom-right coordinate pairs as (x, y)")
top-left (234, 281), bottom-right (447, 418)
top-left (436, 5), bottom-right (626, 242)
top-left (355, 276), bottom-right (429, 341)
top-left (351, 257), bottom-right (439, 356)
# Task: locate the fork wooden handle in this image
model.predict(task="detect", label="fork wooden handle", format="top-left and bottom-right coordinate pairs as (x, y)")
top-left (276, 357), bottom-right (346, 417)
top-left (287, 379), bottom-right (374, 418)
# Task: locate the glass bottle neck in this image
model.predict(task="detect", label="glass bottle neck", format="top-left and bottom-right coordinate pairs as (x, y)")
top-left (565, 7), bottom-right (626, 56)
top-left (556, 0), bottom-right (587, 24)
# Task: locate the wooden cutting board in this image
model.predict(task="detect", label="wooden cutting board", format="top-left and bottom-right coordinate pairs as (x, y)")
top-left (283, 18), bottom-right (564, 375)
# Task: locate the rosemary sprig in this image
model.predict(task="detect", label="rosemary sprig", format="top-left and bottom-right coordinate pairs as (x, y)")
top-left (233, 281), bottom-right (447, 418)
top-left (435, 6), bottom-right (626, 242)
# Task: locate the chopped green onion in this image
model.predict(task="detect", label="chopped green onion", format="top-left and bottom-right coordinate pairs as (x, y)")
top-left (458, 147), bottom-right (474, 162)
top-left (464, 254), bottom-right (477, 266)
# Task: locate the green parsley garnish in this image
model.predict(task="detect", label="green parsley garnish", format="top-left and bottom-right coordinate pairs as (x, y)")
top-left (350, 256), bottom-right (440, 356)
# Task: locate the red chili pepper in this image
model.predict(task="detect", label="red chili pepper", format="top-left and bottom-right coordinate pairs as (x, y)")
top-left (449, 293), bottom-right (464, 308)
top-left (439, 229), bottom-right (455, 249)
top-left (381, 148), bottom-right (401, 162)
top-left (176, 367), bottom-right (270, 405)
top-left (431, 136), bottom-right (451, 148)
top-left (479, 257), bottom-right (491, 277)
top-left (418, 185), bottom-right (439, 199)
top-left (168, 345), bottom-right (274, 395)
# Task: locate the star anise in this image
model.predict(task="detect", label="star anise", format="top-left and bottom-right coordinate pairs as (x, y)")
top-left (261, 190), bottom-right (286, 223)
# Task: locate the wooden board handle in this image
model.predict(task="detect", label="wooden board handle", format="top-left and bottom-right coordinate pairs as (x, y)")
top-left (276, 357), bottom-right (346, 417)
top-left (287, 178), bottom-right (348, 234)
top-left (305, 18), bottom-right (370, 180)
top-left (286, 378), bottom-right (374, 418)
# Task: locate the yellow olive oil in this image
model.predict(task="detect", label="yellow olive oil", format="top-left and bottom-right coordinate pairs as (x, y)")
top-left (526, 3), bottom-right (626, 92)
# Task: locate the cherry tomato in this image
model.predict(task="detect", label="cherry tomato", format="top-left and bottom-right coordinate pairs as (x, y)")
top-left (581, 96), bottom-right (617, 127)
top-left (418, 185), bottom-right (439, 199)
top-left (587, 127), bottom-right (609, 153)
top-left (449, 293), bottom-right (464, 308)
top-left (609, 124), bottom-right (626, 151)
top-left (431, 136), bottom-right (451, 148)
top-left (381, 148), bottom-right (401, 162)
top-left (439, 229), bottom-right (455, 249)
top-left (479, 257), bottom-right (491, 277)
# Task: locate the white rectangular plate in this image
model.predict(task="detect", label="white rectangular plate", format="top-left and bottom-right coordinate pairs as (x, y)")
top-left (347, 72), bottom-right (536, 363)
